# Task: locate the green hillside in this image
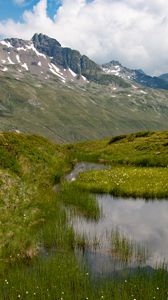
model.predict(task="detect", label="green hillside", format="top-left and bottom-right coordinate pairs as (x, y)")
top-left (71, 130), bottom-right (168, 166)
top-left (0, 72), bottom-right (168, 142)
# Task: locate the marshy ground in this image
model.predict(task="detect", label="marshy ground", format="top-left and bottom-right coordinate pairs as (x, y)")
top-left (0, 131), bottom-right (168, 299)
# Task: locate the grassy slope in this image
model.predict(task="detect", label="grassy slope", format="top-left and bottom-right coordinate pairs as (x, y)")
top-left (70, 131), bottom-right (168, 198)
top-left (0, 132), bottom-right (98, 299)
top-left (0, 132), bottom-right (71, 260)
top-left (71, 131), bottom-right (168, 167)
top-left (0, 73), bottom-right (168, 142)
top-left (0, 131), bottom-right (168, 299)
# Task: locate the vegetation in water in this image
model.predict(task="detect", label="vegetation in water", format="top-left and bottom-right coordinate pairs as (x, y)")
top-left (59, 182), bottom-right (100, 220)
top-left (111, 229), bottom-right (149, 264)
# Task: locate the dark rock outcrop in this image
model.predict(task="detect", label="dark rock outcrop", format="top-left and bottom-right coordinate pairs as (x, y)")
top-left (32, 33), bottom-right (101, 77)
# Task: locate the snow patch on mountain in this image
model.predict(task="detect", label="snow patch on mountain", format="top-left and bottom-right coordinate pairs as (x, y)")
top-left (48, 63), bottom-right (66, 83)
top-left (51, 63), bottom-right (63, 76)
top-left (22, 63), bottom-right (28, 71)
top-left (26, 44), bottom-right (47, 59)
top-left (17, 47), bottom-right (27, 52)
top-left (16, 55), bottom-right (21, 64)
top-left (69, 68), bottom-right (77, 77)
top-left (7, 57), bottom-right (15, 65)
top-left (0, 41), bottom-right (13, 48)
top-left (2, 67), bottom-right (8, 72)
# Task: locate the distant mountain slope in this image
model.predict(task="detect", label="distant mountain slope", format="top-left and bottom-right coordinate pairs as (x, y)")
top-left (159, 73), bottom-right (168, 83)
top-left (102, 61), bottom-right (168, 90)
top-left (0, 33), bottom-right (168, 142)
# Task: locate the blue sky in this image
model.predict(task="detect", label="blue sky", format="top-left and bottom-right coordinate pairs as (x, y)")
top-left (0, 0), bottom-right (61, 22)
top-left (0, 0), bottom-right (168, 75)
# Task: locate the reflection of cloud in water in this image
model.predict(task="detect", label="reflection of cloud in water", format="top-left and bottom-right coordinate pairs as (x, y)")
top-left (72, 195), bottom-right (168, 268)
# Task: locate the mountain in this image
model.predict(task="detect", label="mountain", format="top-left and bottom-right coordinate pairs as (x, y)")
top-left (0, 34), bottom-right (130, 87)
top-left (1, 33), bottom-right (168, 89)
top-left (102, 61), bottom-right (168, 89)
top-left (159, 73), bottom-right (168, 83)
top-left (0, 33), bottom-right (168, 142)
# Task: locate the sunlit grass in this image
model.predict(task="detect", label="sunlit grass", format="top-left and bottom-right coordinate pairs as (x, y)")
top-left (70, 130), bottom-right (168, 167)
top-left (73, 166), bottom-right (168, 199)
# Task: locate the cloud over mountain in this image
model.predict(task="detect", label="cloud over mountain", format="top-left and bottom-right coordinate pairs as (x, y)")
top-left (1, 0), bottom-right (168, 75)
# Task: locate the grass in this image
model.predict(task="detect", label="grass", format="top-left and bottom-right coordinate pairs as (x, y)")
top-left (72, 165), bottom-right (168, 198)
top-left (0, 131), bottom-right (168, 299)
top-left (59, 182), bottom-right (100, 220)
top-left (0, 132), bottom-right (71, 260)
top-left (111, 229), bottom-right (148, 264)
top-left (1, 72), bottom-right (168, 142)
top-left (71, 130), bottom-right (168, 167)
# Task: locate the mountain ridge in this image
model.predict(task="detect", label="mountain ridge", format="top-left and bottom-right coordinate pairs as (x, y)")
top-left (0, 33), bottom-right (168, 142)
top-left (1, 33), bottom-right (168, 89)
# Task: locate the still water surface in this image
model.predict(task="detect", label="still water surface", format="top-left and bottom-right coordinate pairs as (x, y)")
top-left (71, 195), bottom-right (168, 275)
top-left (66, 162), bottom-right (168, 276)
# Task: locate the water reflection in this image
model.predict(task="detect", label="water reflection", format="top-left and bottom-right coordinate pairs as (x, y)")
top-left (72, 195), bottom-right (168, 275)
top-left (64, 162), bottom-right (110, 182)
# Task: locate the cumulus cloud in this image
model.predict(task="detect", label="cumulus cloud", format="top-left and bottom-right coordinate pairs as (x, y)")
top-left (1, 0), bottom-right (168, 75)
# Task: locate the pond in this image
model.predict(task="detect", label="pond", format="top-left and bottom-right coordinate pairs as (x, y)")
top-left (65, 162), bottom-right (168, 277)
top-left (71, 195), bottom-right (168, 276)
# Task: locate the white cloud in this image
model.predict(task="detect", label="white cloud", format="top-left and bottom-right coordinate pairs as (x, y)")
top-left (1, 0), bottom-right (168, 75)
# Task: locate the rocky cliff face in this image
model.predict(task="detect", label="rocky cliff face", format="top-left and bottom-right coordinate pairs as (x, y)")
top-left (32, 33), bottom-right (101, 77)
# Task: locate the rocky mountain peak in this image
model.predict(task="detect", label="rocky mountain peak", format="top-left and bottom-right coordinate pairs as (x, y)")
top-left (31, 33), bottom-right (100, 77)
top-left (5, 37), bottom-right (29, 48)
top-left (32, 33), bottom-right (61, 49)
top-left (102, 60), bottom-right (122, 68)
top-left (1, 32), bottom-right (168, 89)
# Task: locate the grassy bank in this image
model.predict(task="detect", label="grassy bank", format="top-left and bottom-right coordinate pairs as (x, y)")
top-left (73, 165), bottom-right (168, 198)
top-left (71, 130), bottom-right (168, 167)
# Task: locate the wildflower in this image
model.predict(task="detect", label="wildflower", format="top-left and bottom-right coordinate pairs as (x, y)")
top-left (18, 295), bottom-right (21, 298)
top-left (26, 291), bottom-right (28, 294)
